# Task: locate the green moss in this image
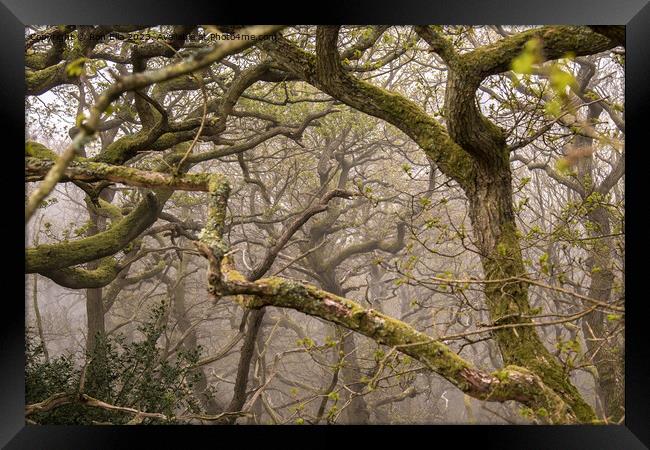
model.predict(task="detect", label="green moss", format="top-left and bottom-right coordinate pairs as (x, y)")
top-left (149, 133), bottom-right (194, 152)
top-left (94, 133), bottom-right (149, 165)
top-left (44, 258), bottom-right (120, 289)
top-left (198, 176), bottom-right (230, 254)
top-left (475, 209), bottom-right (596, 422)
top-left (25, 52), bottom-right (50, 70)
top-left (25, 141), bottom-right (60, 160)
top-left (348, 77), bottom-right (475, 188)
top-left (26, 193), bottom-right (159, 273)
top-left (27, 154), bottom-right (210, 192)
top-left (494, 369), bottom-right (509, 382)
top-left (205, 239), bottom-right (590, 423)
top-left (96, 198), bottom-right (123, 221)
top-left (26, 63), bottom-right (65, 95)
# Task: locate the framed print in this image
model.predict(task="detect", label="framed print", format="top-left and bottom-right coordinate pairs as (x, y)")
top-left (2, 0), bottom-right (648, 447)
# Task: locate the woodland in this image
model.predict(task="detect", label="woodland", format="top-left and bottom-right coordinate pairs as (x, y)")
top-left (24, 25), bottom-right (625, 425)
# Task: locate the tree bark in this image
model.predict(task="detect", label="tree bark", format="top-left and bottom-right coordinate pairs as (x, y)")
top-left (170, 247), bottom-right (223, 414)
top-left (322, 279), bottom-right (370, 424)
top-left (465, 159), bottom-right (595, 421)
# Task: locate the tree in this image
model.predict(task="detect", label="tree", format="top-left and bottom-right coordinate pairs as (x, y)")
top-left (25, 25), bottom-right (624, 424)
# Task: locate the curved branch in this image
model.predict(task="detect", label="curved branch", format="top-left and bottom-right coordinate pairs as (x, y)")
top-left (321, 222), bottom-right (406, 271)
top-left (25, 26), bottom-right (284, 219)
top-left (413, 26), bottom-right (459, 67)
top-left (198, 249), bottom-right (576, 423)
top-left (249, 189), bottom-right (355, 280)
top-left (597, 152), bottom-right (625, 195)
top-left (26, 193), bottom-right (160, 273)
top-left (511, 154), bottom-right (587, 196)
top-left (466, 26), bottom-right (616, 78)
top-left (259, 28), bottom-right (474, 188)
top-left (26, 155), bottom-right (211, 191)
top-left (340, 26), bottom-right (390, 61)
top-left (41, 258), bottom-right (121, 289)
top-left (444, 26), bottom-right (616, 161)
top-left (194, 175), bottom-right (579, 424)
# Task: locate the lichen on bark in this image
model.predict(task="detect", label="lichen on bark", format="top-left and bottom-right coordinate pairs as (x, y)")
top-left (193, 171), bottom-right (583, 424)
top-left (26, 192), bottom-right (159, 273)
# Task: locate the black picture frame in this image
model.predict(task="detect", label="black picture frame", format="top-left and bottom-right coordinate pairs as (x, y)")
top-left (3, 1), bottom-right (648, 448)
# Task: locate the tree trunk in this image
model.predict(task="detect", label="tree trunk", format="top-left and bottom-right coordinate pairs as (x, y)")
top-left (322, 278), bottom-right (370, 424)
top-left (171, 249), bottom-right (222, 414)
top-left (224, 308), bottom-right (265, 420)
top-left (572, 121), bottom-right (624, 422)
top-left (84, 189), bottom-right (114, 395)
top-left (85, 286), bottom-right (106, 353)
top-left (30, 225), bottom-right (50, 362)
top-left (466, 159), bottom-right (595, 422)
top-left (582, 204), bottom-right (624, 422)
top-left (85, 200), bottom-right (111, 354)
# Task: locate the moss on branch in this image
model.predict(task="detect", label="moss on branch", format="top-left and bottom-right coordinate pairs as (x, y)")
top-left (26, 155), bottom-right (211, 191)
top-left (466, 26), bottom-right (615, 78)
top-left (26, 193), bottom-right (159, 273)
top-left (25, 141), bottom-right (64, 160)
top-left (194, 175), bottom-right (580, 423)
top-left (260, 33), bottom-right (476, 189)
top-left (42, 258), bottom-right (121, 289)
top-left (26, 63), bottom-right (71, 96)
top-left (209, 265), bottom-right (580, 423)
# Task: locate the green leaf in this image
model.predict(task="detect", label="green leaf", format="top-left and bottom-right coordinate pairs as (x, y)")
top-left (65, 57), bottom-right (88, 78)
top-left (75, 113), bottom-right (86, 128)
top-left (549, 66), bottom-right (577, 94)
top-left (512, 52), bottom-right (536, 74)
top-left (539, 252), bottom-right (550, 275)
top-left (511, 38), bottom-right (542, 74)
top-left (555, 158), bottom-right (572, 175)
top-left (300, 337), bottom-right (315, 349)
top-left (544, 98), bottom-right (563, 117)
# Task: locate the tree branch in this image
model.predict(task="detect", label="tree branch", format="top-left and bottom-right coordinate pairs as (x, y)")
top-left (248, 189), bottom-right (355, 280)
top-left (26, 154), bottom-right (212, 191)
top-left (193, 174), bottom-right (579, 424)
top-left (26, 192), bottom-right (160, 273)
top-left (259, 28), bottom-right (474, 188)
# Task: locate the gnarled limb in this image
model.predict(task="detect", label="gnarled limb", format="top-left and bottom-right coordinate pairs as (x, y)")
top-left (26, 192), bottom-right (160, 273)
top-left (466, 26), bottom-right (615, 78)
top-left (248, 189), bottom-right (355, 280)
top-left (26, 154), bottom-right (212, 192)
top-left (259, 28), bottom-right (475, 189)
top-left (25, 26), bottom-right (284, 220)
top-left (193, 174), bottom-right (580, 424)
top-left (42, 258), bottom-right (121, 289)
top-left (198, 242), bottom-right (577, 423)
top-left (443, 26), bottom-right (614, 162)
